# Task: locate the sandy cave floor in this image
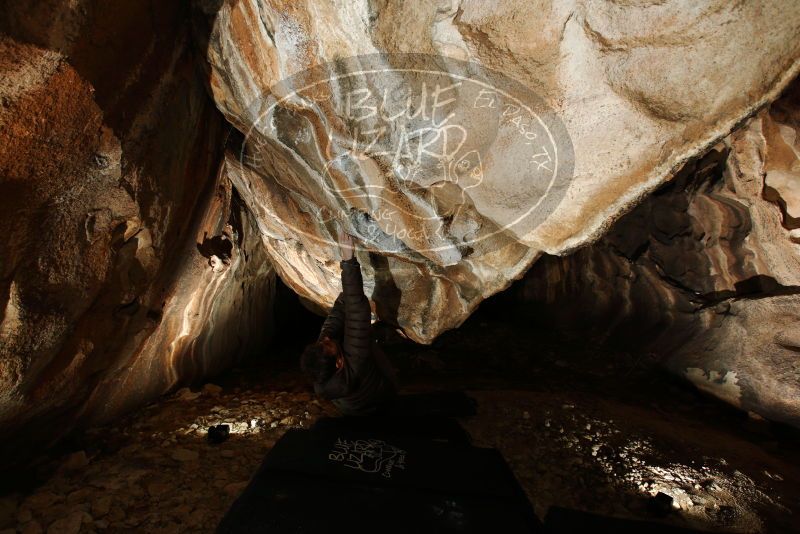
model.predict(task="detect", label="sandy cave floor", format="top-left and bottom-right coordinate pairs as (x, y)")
top-left (1, 308), bottom-right (800, 534)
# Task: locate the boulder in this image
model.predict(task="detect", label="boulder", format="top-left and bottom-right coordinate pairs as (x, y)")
top-left (201, 0), bottom-right (800, 342)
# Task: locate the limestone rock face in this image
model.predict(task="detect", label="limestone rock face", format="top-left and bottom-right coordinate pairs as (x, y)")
top-left (202, 0), bottom-right (800, 343)
top-left (0, 2), bottom-right (275, 459)
top-left (519, 82), bottom-right (800, 426)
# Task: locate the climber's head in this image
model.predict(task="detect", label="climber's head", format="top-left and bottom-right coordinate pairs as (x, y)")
top-left (300, 336), bottom-right (344, 384)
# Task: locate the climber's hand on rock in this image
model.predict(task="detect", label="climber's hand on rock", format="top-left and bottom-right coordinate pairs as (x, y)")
top-left (337, 226), bottom-right (355, 261)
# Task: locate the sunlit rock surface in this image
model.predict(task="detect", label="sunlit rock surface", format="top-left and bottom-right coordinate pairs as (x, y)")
top-left (201, 0), bottom-right (800, 343)
top-left (519, 82), bottom-right (800, 426)
top-left (0, 2), bottom-right (275, 461)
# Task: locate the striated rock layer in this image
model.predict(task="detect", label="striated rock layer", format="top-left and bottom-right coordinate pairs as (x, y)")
top-left (202, 0), bottom-right (800, 343)
top-left (0, 2), bottom-right (275, 461)
top-left (519, 81), bottom-right (800, 426)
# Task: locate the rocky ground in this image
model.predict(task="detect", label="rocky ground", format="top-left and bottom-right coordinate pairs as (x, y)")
top-left (1, 303), bottom-right (799, 533)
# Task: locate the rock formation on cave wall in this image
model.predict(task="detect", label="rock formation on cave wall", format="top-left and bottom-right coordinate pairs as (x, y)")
top-left (520, 83), bottom-right (800, 426)
top-left (2, 0), bottom-right (800, 457)
top-left (0, 2), bottom-right (275, 459)
top-left (202, 0), bottom-right (800, 343)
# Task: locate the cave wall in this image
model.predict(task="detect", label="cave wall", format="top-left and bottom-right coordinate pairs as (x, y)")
top-left (519, 82), bottom-right (800, 426)
top-left (0, 1), bottom-right (275, 460)
top-left (1, 0), bottom-right (800, 451)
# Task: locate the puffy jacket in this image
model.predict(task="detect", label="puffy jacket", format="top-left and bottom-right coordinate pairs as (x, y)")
top-left (314, 257), bottom-right (396, 414)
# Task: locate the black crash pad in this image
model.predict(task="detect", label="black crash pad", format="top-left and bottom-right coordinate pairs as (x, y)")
top-left (217, 415), bottom-right (710, 533)
top-left (217, 416), bottom-right (541, 533)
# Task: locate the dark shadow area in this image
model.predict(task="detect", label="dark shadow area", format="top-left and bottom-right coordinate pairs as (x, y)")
top-left (197, 234), bottom-right (233, 262)
top-left (270, 277), bottom-right (326, 354)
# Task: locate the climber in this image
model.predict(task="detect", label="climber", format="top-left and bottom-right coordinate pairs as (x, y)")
top-left (300, 227), bottom-right (397, 415)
